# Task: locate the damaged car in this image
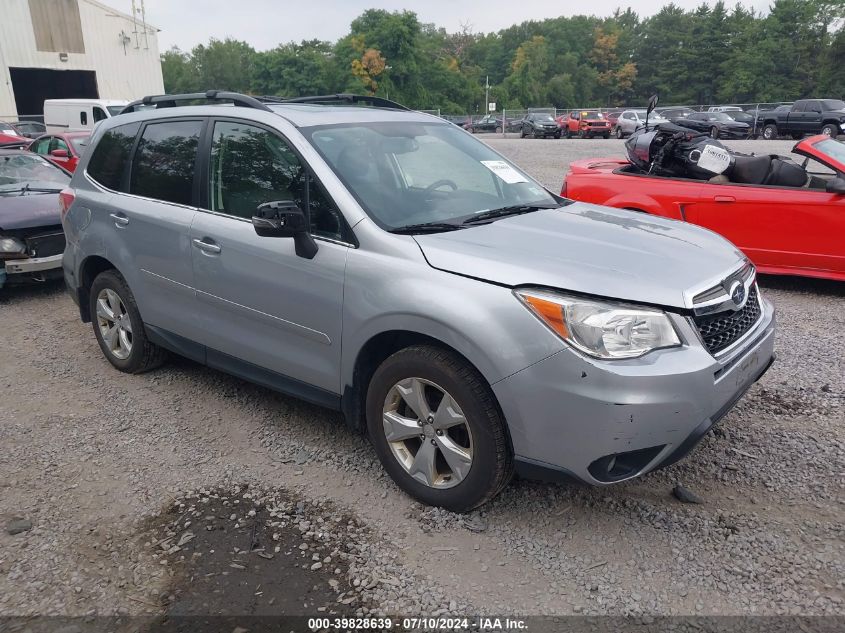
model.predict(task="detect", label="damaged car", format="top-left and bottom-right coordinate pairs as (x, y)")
top-left (0, 150), bottom-right (69, 289)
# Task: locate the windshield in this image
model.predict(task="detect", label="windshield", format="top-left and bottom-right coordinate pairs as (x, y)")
top-left (536, 115), bottom-right (555, 122)
top-left (106, 106), bottom-right (124, 117)
top-left (812, 138), bottom-right (845, 168)
top-left (710, 113), bottom-right (732, 121)
top-left (304, 122), bottom-right (557, 230)
top-left (0, 154), bottom-right (69, 192)
top-left (584, 112), bottom-right (604, 120)
top-left (822, 100), bottom-right (845, 111)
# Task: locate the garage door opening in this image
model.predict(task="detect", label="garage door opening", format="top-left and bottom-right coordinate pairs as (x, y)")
top-left (10, 68), bottom-right (98, 118)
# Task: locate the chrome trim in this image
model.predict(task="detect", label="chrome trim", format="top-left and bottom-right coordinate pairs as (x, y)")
top-left (4, 253), bottom-right (63, 274)
top-left (689, 285), bottom-right (765, 361)
top-left (691, 264), bottom-right (756, 317)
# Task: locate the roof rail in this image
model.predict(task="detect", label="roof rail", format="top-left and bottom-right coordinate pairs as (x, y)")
top-left (120, 90), bottom-right (274, 114)
top-left (260, 93), bottom-right (410, 111)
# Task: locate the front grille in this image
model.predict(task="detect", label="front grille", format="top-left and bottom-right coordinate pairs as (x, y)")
top-left (25, 229), bottom-right (66, 258)
top-left (693, 286), bottom-right (761, 355)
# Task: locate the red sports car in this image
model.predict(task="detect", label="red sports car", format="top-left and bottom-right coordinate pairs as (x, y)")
top-left (562, 135), bottom-right (845, 281)
top-left (28, 131), bottom-right (91, 173)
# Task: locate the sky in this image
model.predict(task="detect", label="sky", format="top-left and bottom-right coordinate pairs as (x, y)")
top-left (108, 0), bottom-right (773, 52)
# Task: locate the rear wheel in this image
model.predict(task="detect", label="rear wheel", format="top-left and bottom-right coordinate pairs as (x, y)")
top-left (89, 270), bottom-right (167, 374)
top-left (821, 123), bottom-right (838, 137)
top-left (495, 126), bottom-right (502, 134)
top-left (366, 345), bottom-right (513, 512)
top-left (762, 124), bottom-right (778, 140)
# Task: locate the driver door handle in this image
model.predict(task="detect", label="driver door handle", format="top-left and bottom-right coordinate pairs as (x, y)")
top-left (714, 195), bottom-right (736, 203)
top-left (192, 238), bottom-right (221, 254)
top-left (109, 212), bottom-right (129, 227)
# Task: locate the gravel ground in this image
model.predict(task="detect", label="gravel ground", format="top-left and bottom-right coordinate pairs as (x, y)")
top-left (0, 139), bottom-right (842, 620)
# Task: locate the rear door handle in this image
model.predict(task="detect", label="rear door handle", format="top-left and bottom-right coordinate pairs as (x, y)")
top-left (192, 238), bottom-right (221, 254)
top-left (714, 196), bottom-right (736, 203)
top-left (109, 212), bottom-right (129, 227)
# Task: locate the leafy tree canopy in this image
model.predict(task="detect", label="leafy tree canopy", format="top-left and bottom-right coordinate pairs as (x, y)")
top-left (161, 0), bottom-right (844, 113)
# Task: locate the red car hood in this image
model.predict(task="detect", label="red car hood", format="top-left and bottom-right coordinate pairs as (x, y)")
top-left (414, 203), bottom-right (746, 310)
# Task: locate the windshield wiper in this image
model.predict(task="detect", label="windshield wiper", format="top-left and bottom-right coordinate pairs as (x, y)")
top-left (0, 185), bottom-right (64, 196)
top-left (390, 222), bottom-right (466, 235)
top-left (461, 204), bottom-right (559, 225)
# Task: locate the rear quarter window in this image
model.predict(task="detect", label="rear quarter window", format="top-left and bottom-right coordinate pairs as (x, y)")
top-left (129, 120), bottom-right (202, 206)
top-left (87, 122), bottom-right (140, 190)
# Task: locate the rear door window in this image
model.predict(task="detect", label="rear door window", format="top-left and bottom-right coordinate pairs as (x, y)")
top-left (87, 122), bottom-right (140, 190)
top-left (130, 120), bottom-right (202, 206)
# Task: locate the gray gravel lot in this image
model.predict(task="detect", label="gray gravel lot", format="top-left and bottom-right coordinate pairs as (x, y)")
top-left (0, 139), bottom-right (842, 619)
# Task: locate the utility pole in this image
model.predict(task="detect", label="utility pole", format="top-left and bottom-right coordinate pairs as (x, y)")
top-left (485, 75), bottom-right (490, 113)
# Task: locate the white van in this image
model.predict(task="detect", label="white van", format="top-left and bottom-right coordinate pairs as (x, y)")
top-left (43, 99), bottom-right (128, 133)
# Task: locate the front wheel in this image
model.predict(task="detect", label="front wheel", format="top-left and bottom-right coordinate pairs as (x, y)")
top-left (495, 126), bottom-right (502, 134)
top-left (821, 123), bottom-right (838, 137)
top-left (554, 131), bottom-right (561, 139)
top-left (603, 132), bottom-right (610, 139)
top-left (762, 124), bottom-right (778, 140)
top-left (615, 126), bottom-right (624, 139)
top-left (710, 126), bottom-right (720, 139)
top-left (89, 270), bottom-right (167, 373)
top-left (366, 345), bottom-right (513, 512)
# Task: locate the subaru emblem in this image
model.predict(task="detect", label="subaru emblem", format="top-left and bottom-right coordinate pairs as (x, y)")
top-left (729, 281), bottom-right (746, 308)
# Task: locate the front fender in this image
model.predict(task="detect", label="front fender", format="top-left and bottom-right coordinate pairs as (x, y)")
top-left (340, 246), bottom-right (564, 392)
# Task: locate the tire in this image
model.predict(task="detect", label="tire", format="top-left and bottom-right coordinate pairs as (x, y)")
top-left (603, 133), bottom-right (610, 139)
top-left (519, 127), bottom-right (525, 139)
top-left (554, 131), bottom-right (561, 139)
top-left (564, 127), bottom-right (571, 139)
top-left (710, 126), bottom-right (720, 139)
top-left (89, 270), bottom-right (167, 374)
top-left (762, 124), bottom-right (778, 140)
top-left (495, 126), bottom-right (502, 134)
top-left (578, 130), bottom-right (586, 139)
top-left (366, 345), bottom-right (513, 512)
top-left (821, 123), bottom-right (837, 137)
top-left (615, 126), bottom-right (624, 139)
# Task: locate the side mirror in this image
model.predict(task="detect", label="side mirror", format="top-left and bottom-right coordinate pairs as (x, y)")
top-left (826, 176), bottom-right (845, 195)
top-left (647, 94), bottom-right (659, 115)
top-left (252, 200), bottom-right (318, 259)
top-left (50, 149), bottom-right (69, 158)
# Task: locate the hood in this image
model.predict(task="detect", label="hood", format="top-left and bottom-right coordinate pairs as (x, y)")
top-left (0, 193), bottom-right (61, 231)
top-left (413, 204), bottom-right (746, 309)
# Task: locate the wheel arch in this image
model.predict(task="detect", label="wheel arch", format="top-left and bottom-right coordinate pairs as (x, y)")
top-left (341, 328), bottom-right (503, 435)
top-left (77, 255), bottom-right (120, 322)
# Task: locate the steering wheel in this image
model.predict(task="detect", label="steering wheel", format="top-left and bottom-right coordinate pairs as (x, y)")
top-left (423, 179), bottom-right (458, 194)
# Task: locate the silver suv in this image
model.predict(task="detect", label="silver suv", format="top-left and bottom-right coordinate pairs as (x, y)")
top-left (61, 91), bottom-right (776, 511)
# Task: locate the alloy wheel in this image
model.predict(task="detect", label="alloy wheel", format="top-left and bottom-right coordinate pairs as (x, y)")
top-left (382, 377), bottom-right (473, 489)
top-left (96, 288), bottom-right (133, 360)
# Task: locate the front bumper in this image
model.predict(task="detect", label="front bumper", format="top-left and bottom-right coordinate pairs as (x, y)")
top-left (3, 253), bottom-right (63, 274)
top-left (493, 297), bottom-right (776, 485)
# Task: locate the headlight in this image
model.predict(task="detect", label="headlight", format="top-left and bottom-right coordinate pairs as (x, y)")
top-left (0, 236), bottom-right (27, 259)
top-left (515, 289), bottom-right (681, 359)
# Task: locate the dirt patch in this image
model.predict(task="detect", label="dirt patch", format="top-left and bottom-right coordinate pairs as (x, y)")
top-left (139, 485), bottom-right (366, 618)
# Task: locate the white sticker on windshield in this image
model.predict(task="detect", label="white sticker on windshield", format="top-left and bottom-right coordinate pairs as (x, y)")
top-left (696, 144), bottom-right (732, 174)
top-left (481, 160), bottom-right (528, 184)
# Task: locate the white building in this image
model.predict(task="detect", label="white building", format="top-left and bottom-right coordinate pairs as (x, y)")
top-left (0, 0), bottom-right (164, 120)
